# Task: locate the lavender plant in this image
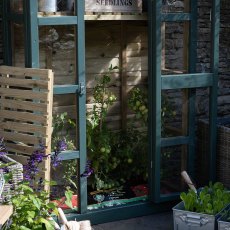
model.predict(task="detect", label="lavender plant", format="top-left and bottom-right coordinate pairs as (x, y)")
top-left (0, 138), bottom-right (58, 230)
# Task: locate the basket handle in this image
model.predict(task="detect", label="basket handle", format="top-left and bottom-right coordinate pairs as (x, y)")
top-left (179, 214), bottom-right (209, 226)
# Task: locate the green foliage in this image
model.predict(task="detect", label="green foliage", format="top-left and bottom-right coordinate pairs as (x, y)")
top-left (50, 66), bottom-right (176, 192)
top-left (52, 112), bottom-right (76, 151)
top-left (180, 182), bottom-right (230, 215)
top-left (128, 87), bottom-right (176, 135)
top-left (64, 188), bottom-right (74, 209)
top-left (87, 66), bottom-right (149, 190)
top-left (7, 182), bottom-right (57, 230)
top-left (128, 87), bottom-right (148, 125)
top-left (51, 112), bottom-right (77, 190)
top-left (86, 65), bottom-right (117, 190)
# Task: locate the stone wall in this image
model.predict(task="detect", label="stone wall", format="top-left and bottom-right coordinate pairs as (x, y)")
top-left (197, 0), bottom-right (230, 118)
top-left (163, 0), bottom-right (230, 119)
top-left (0, 18), bottom-right (2, 65)
top-left (218, 0), bottom-right (230, 117)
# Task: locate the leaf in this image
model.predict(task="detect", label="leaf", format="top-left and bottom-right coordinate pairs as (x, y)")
top-left (19, 226), bottom-right (31, 230)
top-left (39, 217), bottom-right (54, 230)
top-left (47, 202), bottom-right (57, 209)
top-left (0, 162), bottom-right (15, 168)
top-left (19, 184), bottom-right (34, 193)
top-left (29, 195), bottom-right (41, 210)
top-left (64, 189), bottom-right (73, 209)
top-left (27, 211), bottom-right (35, 218)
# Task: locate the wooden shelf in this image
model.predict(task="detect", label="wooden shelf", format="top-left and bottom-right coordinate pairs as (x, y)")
top-left (37, 12), bottom-right (147, 21)
top-left (84, 13), bottom-right (147, 21)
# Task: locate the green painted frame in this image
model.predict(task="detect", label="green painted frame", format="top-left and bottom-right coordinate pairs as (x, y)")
top-left (1, 0), bottom-right (220, 223)
top-left (148, 0), bottom-right (220, 203)
top-left (2, 0), bottom-right (87, 214)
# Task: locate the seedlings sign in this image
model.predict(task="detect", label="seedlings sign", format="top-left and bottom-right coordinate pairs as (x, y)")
top-left (85, 0), bottom-right (142, 12)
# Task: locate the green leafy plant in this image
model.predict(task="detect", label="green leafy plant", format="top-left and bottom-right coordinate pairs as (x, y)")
top-left (52, 112), bottom-right (76, 151)
top-left (128, 87), bottom-right (148, 125)
top-left (180, 182), bottom-right (230, 215)
top-left (51, 112), bottom-right (78, 191)
top-left (86, 66), bottom-right (151, 190)
top-left (6, 182), bottom-right (58, 230)
top-left (86, 65), bottom-right (117, 190)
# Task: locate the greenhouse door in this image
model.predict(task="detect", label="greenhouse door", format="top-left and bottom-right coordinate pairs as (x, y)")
top-left (148, 0), bottom-right (220, 202)
top-left (2, 0), bottom-right (87, 213)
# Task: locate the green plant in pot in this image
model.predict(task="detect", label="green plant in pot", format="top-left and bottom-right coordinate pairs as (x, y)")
top-left (173, 181), bottom-right (230, 230)
top-left (86, 65), bottom-right (118, 190)
top-left (6, 182), bottom-right (58, 230)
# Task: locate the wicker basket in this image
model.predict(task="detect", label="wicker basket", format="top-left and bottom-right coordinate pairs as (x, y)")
top-left (0, 155), bottom-right (23, 203)
top-left (196, 118), bottom-right (230, 189)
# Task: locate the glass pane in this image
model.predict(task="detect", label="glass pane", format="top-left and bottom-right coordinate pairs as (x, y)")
top-left (51, 94), bottom-right (78, 209)
top-left (85, 40), bottom-right (148, 209)
top-left (0, 22), bottom-right (2, 65)
top-left (161, 145), bottom-right (187, 195)
top-left (162, 0), bottom-right (187, 13)
top-left (57, 0), bottom-right (74, 12)
top-left (50, 159), bottom-right (78, 210)
top-left (197, 2), bottom-right (212, 74)
top-left (53, 94), bottom-right (78, 150)
top-left (161, 22), bottom-right (189, 75)
top-left (12, 23), bottom-right (25, 67)
top-left (161, 89), bottom-right (187, 138)
top-left (10, 0), bottom-right (23, 13)
top-left (39, 25), bottom-right (76, 85)
top-left (195, 87), bottom-right (210, 187)
top-left (87, 81), bottom-right (148, 209)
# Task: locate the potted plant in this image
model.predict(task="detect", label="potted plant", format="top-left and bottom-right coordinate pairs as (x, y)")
top-left (218, 204), bottom-right (230, 230)
top-left (173, 180), bottom-right (230, 230)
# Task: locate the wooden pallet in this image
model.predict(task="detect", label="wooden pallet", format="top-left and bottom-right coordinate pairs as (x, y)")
top-left (0, 65), bottom-right (53, 182)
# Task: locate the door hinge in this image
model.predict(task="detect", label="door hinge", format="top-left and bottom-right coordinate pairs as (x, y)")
top-left (79, 82), bottom-right (86, 95)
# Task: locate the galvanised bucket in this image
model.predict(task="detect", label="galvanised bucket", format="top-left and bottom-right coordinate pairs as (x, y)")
top-left (38, 0), bottom-right (57, 12)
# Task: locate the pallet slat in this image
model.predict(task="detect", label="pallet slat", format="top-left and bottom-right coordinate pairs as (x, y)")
top-left (0, 98), bottom-right (48, 113)
top-left (0, 88), bottom-right (49, 101)
top-left (6, 143), bottom-right (37, 155)
top-left (0, 77), bottom-right (49, 88)
top-left (1, 121), bottom-right (47, 134)
top-left (0, 131), bottom-right (43, 145)
top-left (0, 110), bottom-right (48, 124)
top-left (0, 66), bottom-right (53, 79)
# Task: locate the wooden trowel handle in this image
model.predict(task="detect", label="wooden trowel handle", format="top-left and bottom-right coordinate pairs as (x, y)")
top-left (181, 171), bottom-right (197, 192)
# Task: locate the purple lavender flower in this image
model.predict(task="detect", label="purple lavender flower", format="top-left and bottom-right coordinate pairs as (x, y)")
top-left (51, 155), bottom-right (62, 167)
top-left (81, 160), bottom-right (94, 177)
top-left (51, 139), bottom-right (67, 167)
top-left (57, 139), bottom-right (67, 152)
top-left (23, 144), bottom-right (47, 182)
top-left (0, 137), bottom-right (7, 156)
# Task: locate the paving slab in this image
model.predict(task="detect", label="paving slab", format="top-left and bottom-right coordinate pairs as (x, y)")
top-left (92, 212), bottom-right (173, 230)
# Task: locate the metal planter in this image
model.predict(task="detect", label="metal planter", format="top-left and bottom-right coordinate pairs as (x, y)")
top-left (173, 201), bottom-right (219, 230)
top-left (218, 204), bottom-right (230, 230)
